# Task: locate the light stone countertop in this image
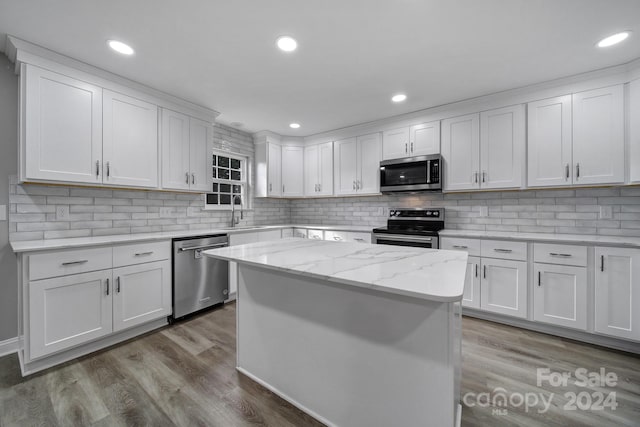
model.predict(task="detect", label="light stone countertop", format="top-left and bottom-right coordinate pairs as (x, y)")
top-left (9, 224), bottom-right (375, 253)
top-left (439, 229), bottom-right (640, 248)
top-left (203, 238), bottom-right (468, 302)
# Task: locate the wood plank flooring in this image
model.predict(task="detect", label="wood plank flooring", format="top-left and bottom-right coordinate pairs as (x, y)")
top-left (1, 303), bottom-right (638, 426)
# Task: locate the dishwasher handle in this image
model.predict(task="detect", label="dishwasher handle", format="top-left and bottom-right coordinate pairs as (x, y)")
top-left (178, 243), bottom-right (228, 252)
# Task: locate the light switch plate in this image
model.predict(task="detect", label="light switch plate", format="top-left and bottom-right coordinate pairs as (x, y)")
top-left (599, 206), bottom-right (613, 219)
top-left (0, 205), bottom-right (6, 221)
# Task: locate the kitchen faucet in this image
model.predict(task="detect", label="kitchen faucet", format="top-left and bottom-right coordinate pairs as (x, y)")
top-left (231, 195), bottom-right (243, 227)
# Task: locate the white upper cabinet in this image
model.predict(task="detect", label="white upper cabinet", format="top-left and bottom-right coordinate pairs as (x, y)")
top-left (480, 105), bottom-right (524, 189)
top-left (304, 142), bottom-right (333, 196)
top-left (382, 121), bottom-right (439, 161)
top-left (281, 145), bottom-right (304, 197)
top-left (22, 64), bottom-right (103, 184)
top-left (161, 109), bottom-right (213, 192)
top-left (527, 95), bottom-right (573, 187)
top-left (572, 85), bottom-right (624, 185)
top-left (629, 79), bottom-right (640, 183)
top-left (268, 143), bottom-right (282, 196)
top-left (102, 90), bottom-right (158, 188)
top-left (442, 113), bottom-right (480, 191)
top-left (334, 137), bottom-right (359, 195)
top-left (594, 247), bottom-right (640, 341)
top-left (382, 127), bottom-right (410, 160)
top-left (356, 132), bottom-right (382, 194)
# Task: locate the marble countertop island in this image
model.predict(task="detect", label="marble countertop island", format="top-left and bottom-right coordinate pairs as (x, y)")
top-left (203, 238), bottom-right (468, 302)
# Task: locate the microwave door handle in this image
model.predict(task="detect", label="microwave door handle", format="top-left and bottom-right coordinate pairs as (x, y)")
top-left (426, 160), bottom-right (431, 184)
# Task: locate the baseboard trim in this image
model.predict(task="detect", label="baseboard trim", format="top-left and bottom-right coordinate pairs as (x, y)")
top-left (0, 337), bottom-right (19, 357)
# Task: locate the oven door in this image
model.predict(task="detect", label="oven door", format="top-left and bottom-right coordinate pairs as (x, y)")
top-left (373, 233), bottom-right (439, 249)
top-left (380, 154), bottom-right (441, 193)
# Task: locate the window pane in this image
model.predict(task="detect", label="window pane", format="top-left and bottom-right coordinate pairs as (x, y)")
top-left (231, 170), bottom-right (241, 181)
top-left (212, 168), bottom-right (217, 179)
top-left (218, 168), bottom-right (230, 179)
top-left (206, 194), bottom-right (218, 204)
top-left (231, 159), bottom-right (241, 169)
top-left (220, 184), bottom-right (231, 193)
top-left (220, 194), bottom-right (231, 205)
top-left (212, 155), bottom-right (217, 166)
top-left (218, 157), bottom-right (230, 168)
top-left (233, 185), bottom-right (242, 193)
top-left (234, 196), bottom-right (242, 205)
top-left (212, 183), bottom-right (218, 192)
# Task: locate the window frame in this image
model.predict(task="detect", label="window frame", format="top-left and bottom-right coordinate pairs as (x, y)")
top-left (204, 150), bottom-right (249, 211)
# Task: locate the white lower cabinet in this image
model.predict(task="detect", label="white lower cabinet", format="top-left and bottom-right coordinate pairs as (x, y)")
top-left (29, 270), bottom-right (113, 359)
top-left (463, 256), bottom-right (481, 309)
top-left (594, 247), bottom-right (640, 341)
top-left (112, 260), bottom-right (171, 332)
top-left (533, 263), bottom-right (587, 330)
top-left (480, 258), bottom-right (527, 318)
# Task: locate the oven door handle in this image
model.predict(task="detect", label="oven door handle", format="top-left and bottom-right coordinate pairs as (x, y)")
top-left (373, 234), bottom-right (434, 244)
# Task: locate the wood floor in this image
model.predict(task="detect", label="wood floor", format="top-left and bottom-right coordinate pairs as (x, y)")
top-left (0, 303), bottom-right (638, 427)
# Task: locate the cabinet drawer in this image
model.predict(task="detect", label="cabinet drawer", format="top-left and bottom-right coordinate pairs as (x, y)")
top-left (113, 241), bottom-right (170, 268)
top-left (293, 228), bottom-right (308, 238)
top-left (534, 243), bottom-right (587, 267)
top-left (308, 229), bottom-right (324, 240)
top-left (440, 237), bottom-right (481, 256)
top-left (325, 230), bottom-right (349, 242)
top-left (29, 247), bottom-right (113, 281)
top-left (481, 240), bottom-right (527, 261)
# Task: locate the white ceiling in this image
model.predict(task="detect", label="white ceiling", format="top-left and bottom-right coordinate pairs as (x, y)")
top-left (1, 0), bottom-right (639, 136)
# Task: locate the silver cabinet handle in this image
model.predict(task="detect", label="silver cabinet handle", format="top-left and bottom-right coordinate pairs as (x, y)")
top-left (565, 164), bottom-right (570, 180)
top-left (62, 260), bottom-right (88, 266)
top-left (411, 142), bottom-right (414, 153)
top-left (179, 243), bottom-right (227, 252)
top-left (538, 271), bottom-right (541, 287)
top-left (475, 264), bottom-right (478, 277)
top-left (405, 143), bottom-right (408, 153)
top-left (549, 253), bottom-right (572, 257)
top-left (106, 278), bottom-right (110, 296)
top-left (353, 181), bottom-right (356, 190)
top-left (96, 160), bottom-right (100, 177)
top-left (482, 171), bottom-right (486, 183)
top-left (354, 238), bottom-right (365, 242)
top-left (192, 173), bottom-right (195, 185)
top-left (134, 251), bottom-right (154, 257)
top-left (333, 236), bottom-right (342, 241)
top-left (356, 180), bottom-right (360, 190)
top-left (318, 183), bottom-right (321, 192)
top-left (283, 185), bottom-right (285, 193)
top-left (452, 245), bottom-right (468, 249)
top-left (186, 172), bottom-right (190, 184)
top-left (493, 248), bottom-right (513, 253)
top-left (483, 265), bottom-right (487, 279)
top-left (116, 276), bottom-right (121, 293)
top-left (600, 255), bottom-right (604, 272)
top-left (576, 163), bottom-right (580, 179)
top-left (474, 172), bottom-right (478, 183)
top-left (106, 161), bottom-right (110, 178)
top-left (269, 183), bottom-right (273, 192)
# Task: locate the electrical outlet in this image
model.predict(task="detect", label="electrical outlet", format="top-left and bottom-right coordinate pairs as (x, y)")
top-left (56, 205), bottom-right (69, 220)
top-left (479, 206), bottom-right (489, 217)
top-left (599, 206), bottom-right (613, 219)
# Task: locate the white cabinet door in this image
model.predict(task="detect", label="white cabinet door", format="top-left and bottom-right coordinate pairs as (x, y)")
top-left (103, 90), bottom-right (158, 188)
top-left (480, 105), bottom-right (524, 189)
top-left (480, 259), bottom-right (527, 318)
top-left (533, 263), bottom-right (587, 330)
top-left (382, 127), bottom-right (410, 160)
top-left (112, 260), bottom-right (171, 332)
top-left (325, 230), bottom-right (349, 242)
top-left (304, 144), bottom-right (319, 196)
top-left (442, 113), bottom-right (480, 191)
top-left (410, 121), bottom-right (440, 156)
top-left (318, 141), bottom-right (334, 196)
top-left (281, 146), bottom-right (304, 196)
top-left (23, 65), bottom-right (103, 184)
top-left (463, 256), bottom-right (481, 309)
top-left (334, 137), bottom-right (358, 195)
top-left (357, 132), bottom-right (381, 194)
top-left (189, 118), bottom-right (213, 192)
top-left (267, 143), bottom-right (282, 196)
top-left (594, 247), bottom-right (640, 341)
top-left (161, 109), bottom-right (191, 190)
top-left (572, 85), bottom-right (624, 185)
top-left (527, 96), bottom-right (573, 187)
top-left (29, 270), bottom-right (112, 359)
top-left (629, 79), bottom-right (640, 183)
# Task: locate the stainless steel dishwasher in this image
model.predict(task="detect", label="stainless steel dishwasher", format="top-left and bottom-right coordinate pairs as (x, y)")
top-left (172, 234), bottom-right (229, 320)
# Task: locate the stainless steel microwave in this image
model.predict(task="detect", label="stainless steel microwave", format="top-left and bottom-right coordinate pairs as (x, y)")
top-left (379, 154), bottom-right (442, 193)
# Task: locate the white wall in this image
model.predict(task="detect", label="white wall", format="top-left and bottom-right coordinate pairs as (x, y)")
top-left (0, 54), bottom-right (19, 341)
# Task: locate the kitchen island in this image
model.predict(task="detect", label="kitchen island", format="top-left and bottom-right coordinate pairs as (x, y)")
top-left (204, 238), bottom-right (468, 427)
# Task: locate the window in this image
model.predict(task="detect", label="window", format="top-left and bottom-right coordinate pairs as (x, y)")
top-left (206, 152), bottom-right (247, 209)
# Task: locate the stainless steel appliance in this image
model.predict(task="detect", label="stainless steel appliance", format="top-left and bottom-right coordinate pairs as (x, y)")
top-left (379, 154), bottom-right (442, 193)
top-left (172, 234), bottom-right (229, 319)
top-left (372, 208), bottom-right (444, 248)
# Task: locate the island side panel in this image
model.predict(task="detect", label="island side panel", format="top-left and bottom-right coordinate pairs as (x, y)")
top-left (236, 263), bottom-right (458, 427)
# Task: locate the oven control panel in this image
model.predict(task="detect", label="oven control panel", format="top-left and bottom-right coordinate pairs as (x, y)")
top-left (389, 209), bottom-right (443, 220)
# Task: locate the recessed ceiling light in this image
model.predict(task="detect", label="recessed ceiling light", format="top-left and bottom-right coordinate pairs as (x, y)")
top-left (391, 94), bottom-right (407, 103)
top-left (289, 123), bottom-right (301, 129)
top-left (597, 31), bottom-right (631, 48)
top-left (107, 40), bottom-right (135, 55)
top-left (276, 36), bottom-right (298, 52)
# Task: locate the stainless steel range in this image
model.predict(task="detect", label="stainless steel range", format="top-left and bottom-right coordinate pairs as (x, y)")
top-left (372, 208), bottom-right (444, 249)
